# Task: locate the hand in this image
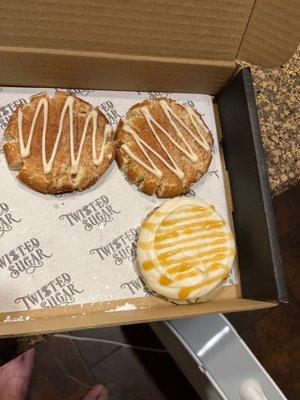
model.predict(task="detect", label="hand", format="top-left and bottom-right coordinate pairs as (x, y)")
top-left (82, 384), bottom-right (108, 400)
top-left (0, 348), bottom-right (35, 400)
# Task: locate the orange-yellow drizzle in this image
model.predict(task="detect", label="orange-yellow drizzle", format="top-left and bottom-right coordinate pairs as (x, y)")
top-left (182, 205), bottom-right (205, 212)
top-left (158, 246), bottom-right (231, 265)
top-left (138, 242), bottom-right (152, 250)
top-left (178, 270), bottom-right (228, 299)
top-left (155, 230), bottom-right (180, 242)
top-left (156, 239), bottom-right (228, 260)
top-left (152, 210), bottom-right (167, 217)
top-left (154, 231), bottom-right (228, 249)
top-left (142, 260), bottom-right (155, 270)
top-left (165, 261), bottom-right (229, 277)
top-left (166, 261), bottom-right (198, 274)
top-left (173, 270), bottom-right (200, 281)
top-left (208, 262), bottom-right (229, 272)
top-left (183, 224), bottom-right (223, 236)
top-left (159, 275), bottom-right (173, 286)
top-left (160, 210), bottom-right (212, 226)
top-left (142, 222), bottom-right (156, 231)
top-left (155, 220), bottom-right (225, 242)
top-left (200, 250), bottom-right (235, 264)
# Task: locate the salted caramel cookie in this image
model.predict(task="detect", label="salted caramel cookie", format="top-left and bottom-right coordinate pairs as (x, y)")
top-left (137, 198), bottom-right (235, 303)
top-left (115, 98), bottom-right (212, 197)
top-left (3, 91), bottom-right (114, 194)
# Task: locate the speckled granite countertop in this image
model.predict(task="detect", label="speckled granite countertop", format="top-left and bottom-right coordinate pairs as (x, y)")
top-left (1, 47), bottom-right (299, 365)
top-left (243, 45), bottom-right (300, 196)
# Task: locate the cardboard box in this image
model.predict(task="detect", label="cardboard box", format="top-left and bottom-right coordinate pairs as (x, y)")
top-left (0, 0), bottom-right (298, 337)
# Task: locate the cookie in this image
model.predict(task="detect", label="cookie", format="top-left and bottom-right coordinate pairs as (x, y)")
top-left (137, 198), bottom-right (235, 303)
top-left (116, 98), bottom-right (213, 197)
top-left (3, 91), bottom-right (114, 194)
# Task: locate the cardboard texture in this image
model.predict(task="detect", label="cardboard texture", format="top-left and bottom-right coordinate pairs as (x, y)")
top-left (238, 0), bottom-right (300, 67)
top-left (0, 296), bottom-right (277, 338)
top-left (0, 1), bottom-right (299, 93)
top-left (0, 0), bottom-right (254, 59)
top-left (0, 48), bottom-right (235, 95)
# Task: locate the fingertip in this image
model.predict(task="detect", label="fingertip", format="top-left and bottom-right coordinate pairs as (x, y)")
top-left (82, 384), bottom-right (108, 400)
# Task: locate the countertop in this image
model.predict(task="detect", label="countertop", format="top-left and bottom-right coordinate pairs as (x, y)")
top-left (242, 45), bottom-right (300, 196)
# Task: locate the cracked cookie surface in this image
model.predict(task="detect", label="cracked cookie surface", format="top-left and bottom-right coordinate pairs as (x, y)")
top-left (115, 98), bottom-right (212, 197)
top-left (3, 91), bottom-right (115, 194)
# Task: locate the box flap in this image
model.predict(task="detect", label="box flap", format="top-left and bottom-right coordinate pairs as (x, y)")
top-left (238, 0), bottom-right (300, 67)
top-left (0, 47), bottom-right (235, 94)
top-left (0, 0), bottom-right (254, 61)
top-left (0, 1), bottom-right (298, 72)
top-left (0, 297), bottom-right (276, 337)
top-left (1, 1), bottom-right (298, 92)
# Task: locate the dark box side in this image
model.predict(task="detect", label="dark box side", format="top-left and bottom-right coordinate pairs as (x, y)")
top-left (218, 68), bottom-right (288, 303)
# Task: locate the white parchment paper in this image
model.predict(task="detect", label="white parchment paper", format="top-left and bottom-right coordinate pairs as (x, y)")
top-left (0, 87), bottom-right (238, 313)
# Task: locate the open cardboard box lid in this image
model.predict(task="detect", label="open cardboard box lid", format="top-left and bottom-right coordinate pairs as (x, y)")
top-left (0, 0), bottom-right (299, 94)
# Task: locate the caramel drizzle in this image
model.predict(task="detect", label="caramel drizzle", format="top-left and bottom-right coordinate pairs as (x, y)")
top-left (154, 232), bottom-right (230, 250)
top-left (18, 95), bottom-right (112, 174)
top-left (121, 100), bottom-right (210, 180)
top-left (139, 232), bottom-right (228, 250)
top-left (178, 269), bottom-right (229, 299)
top-left (160, 209), bottom-right (212, 226)
top-left (155, 220), bottom-right (225, 241)
top-left (140, 205), bottom-right (234, 299)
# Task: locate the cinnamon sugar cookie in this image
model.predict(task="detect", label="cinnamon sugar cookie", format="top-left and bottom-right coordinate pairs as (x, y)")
top-left (116, 98), bottom-right (213, 197)
top-left (3, 91), bottom-right (114, 194)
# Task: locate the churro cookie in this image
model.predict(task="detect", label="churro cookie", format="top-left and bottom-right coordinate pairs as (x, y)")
top-left (3, 91), bottom-right (114, 194)
top-left (116, 98), bottom-right (212, 197)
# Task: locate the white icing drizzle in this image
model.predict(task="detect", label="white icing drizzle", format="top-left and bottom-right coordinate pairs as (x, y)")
top-left (18, 95), bottom-right (111, 175)
top-left (122, 125), bottom-right (183, 179)
top-left (121, 100), bottom-right (211, 181)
